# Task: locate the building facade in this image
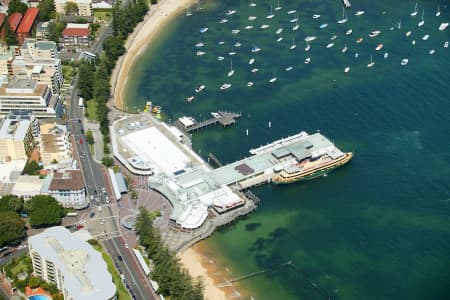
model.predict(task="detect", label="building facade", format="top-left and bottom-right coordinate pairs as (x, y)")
top-left (28, 226), bottom-right (117, 300)
top-left (47, 170), bottom-right (87, 209)
top-left (62, 23), bottom-right (90, 47)
top-left (55, 0), bottom-right (93, 16)
top-left (39, 119), bottom-right (72, 165)
top-left (0, 114), bottom-right (35, 161)
top-left (0, 78), bottom-right (63, 118)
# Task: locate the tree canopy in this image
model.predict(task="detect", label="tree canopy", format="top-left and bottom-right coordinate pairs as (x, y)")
top-left (4, 19), bottom-right (18, 46)
top-left (22, 160), bottom-right (42, 175)
top-left (0, 195), bottom-right (24, 213)
top-left (0, 211), bottom-right (26, 247)
top-left (64, 2), bottom-right (79, 16)
top-left (7, 0), bottom-right (28, 15)
top-left (27, 195), bottom-right (65, 228)
top-left (38, 0), bottom-right (56, 21)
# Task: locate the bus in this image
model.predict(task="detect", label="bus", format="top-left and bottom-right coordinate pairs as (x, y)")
top-left (67, 212), bottom-right (78, 217)
top-left (82, 51), bottom-right (97, 60)
top-left (79, 97), bottom-right (84, 109)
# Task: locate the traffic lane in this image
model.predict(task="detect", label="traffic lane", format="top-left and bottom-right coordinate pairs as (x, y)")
top-left (104, 239), bottom-right (149, 300)
top-left (0, 247), bottom-right (28, 266)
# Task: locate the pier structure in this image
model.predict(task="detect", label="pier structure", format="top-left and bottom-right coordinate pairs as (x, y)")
top-left (111, 113), bottom-right (343, 250)
top-left (176, 111), bottom-right (241, 133)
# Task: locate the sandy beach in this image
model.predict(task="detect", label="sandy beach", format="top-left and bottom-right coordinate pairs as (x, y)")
top-left (112, 0), bottom-right (196, 110)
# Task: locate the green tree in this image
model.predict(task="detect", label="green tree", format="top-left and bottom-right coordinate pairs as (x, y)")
top-left (48, 21), bottom-right (65, 43)
top-left (78, 62), bottom-right (95, 100)
top-left (0, 195), bottom-right (24, 213)
top-left (22, 161), bottom-right (41, 175)
top-left (38, 0), bottom-right (56, 21)
top-left (7, 0), bottom-right (28, 14)
top-left (4, 19), bottom-right (18, 46)
top-left (86, 130), bottom-right (94, 144)
top-left (0, 212), bottom-right (26, 247)
top-left (28, 276), bottom-right (41, 288)
top-left (64, 1), bottom-right (79, 16)
top-left (28, 195), bottom-right (65, 228)
top-left (103, 36), bottom-right (125, 61)
top-left (102, 156), bottom-right (114, 167)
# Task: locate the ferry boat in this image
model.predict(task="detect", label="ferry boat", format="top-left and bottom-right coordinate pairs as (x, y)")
top-left (272, 151), bottom-right (353, 185)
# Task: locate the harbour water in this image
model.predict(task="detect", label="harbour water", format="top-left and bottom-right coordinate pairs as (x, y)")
top-left (124, 0), bottom-right (450, 299)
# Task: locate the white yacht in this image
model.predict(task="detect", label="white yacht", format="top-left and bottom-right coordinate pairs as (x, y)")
top-left (248, 16), bottom-right (257, 21)
top-left (251, 46), bottom-right (261, 53)
top-left (234, 42), bottom-right (242, 47)
top-left (355, 10), bottom-right (365, 16)
top-left (245, 25), bottom-right (254, 30)
top-left (369, 31), bottom-right (381, 38)
top-left (444, 41), bottom-right (449, 48)
top-left (418, 9), bottom-right (425, 27)
top-left (384, 52), bottom-right (389, 59)
top-left (330, 35), bottom-right (337, 40)
top-left (251, 68), bottom-right (259, 73)
top-left (249, 2), bottom-right (256, 7)
top-left (401, 58), bottom-right (409, 66)
top-left (337, 7), bottom-right (348, 24)
top-left (290, 38), bottom-right (297, 50)
top-left (186, 96), bottom-right (195, 102)
top-left (342, 44), bottom-right (347, 53)
top-left (292, 22), bottom-right (299, 31)
top-left (319, 23), bottom-right (328, 29)
top-left (367, 54), bottom-right (375, 68)
top-left (217, 56), bottom-right (224, 61)
top-left (422, 34), bottom-right (430, 41)
top-left (312, 14), bottom-right (321, 19)
top-left (305, 43), bottom-right (311, 52)
top-left (344, 66), bottom-right (350, 73)
top-left (196, 51), bottom-right (206, 56)
top-left (290, 15), bottom-right (299, 23)
top-left (218, 41), bottom-right (225, 45)
top-left (249, 58), bottom-right (255, 65)
top-left (405, 31), bottom-right (412, 37)
top-left (227, 59), bottom-right (234, 77)
top-left (275, 0), bottom-right (282, 11)
top-left (304, 57), bottom-right (311, 64)
top-left (200, 27), bottom-right (208, 33)
top-left (285, 66), bottom-right (293, 71)
top-left (269, 77), bottom-right (277, 83)
top-left (195, 42), bottom-right (204, 47)
top-left (220, 83), bottom-right (231, 90)
top-left (429, 49), bottom-right (435, 55)
top-left (226, 10), bottom-right (236, 16)
top-left (247, 81), bottom-right (254, 87)
top-left (219, 19), bottom-right (228, 24)
top-left (276, 37), bottom-right (283, 42)
top-left (436, 5), bottom-right (441, 17)
top-left (266, 5), bottom-right (275, 19)
top-left (326, 43), bottom-right (335, 48)
top-left (411, 3), bottom-right (418, 17)
top-left (305, 36), bottom-right (317, 42)
top-left (261, 24), bottom-right (269, 29)
top-left (288, 10), bottom-right (296, 15)
top-left (439, 22), bottom-right (449, 31)
top-left (276, 28), bottom-right (283, 34)
top-left (232, 29), bottom-right (240, 34)
top-left (195, 85), bottom-right (205, 93)
top-left (346, 29), bottom-right (353, 36)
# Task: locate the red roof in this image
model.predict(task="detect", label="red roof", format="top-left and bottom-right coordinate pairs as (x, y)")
top-left (62, 28), bottom-right (90, 37)
top-left (0, 13), bottom-right (5, 28)
top-left (8, 12), bottom-right (23, 32)
top-left (17, 8), bottom-right (39, 34)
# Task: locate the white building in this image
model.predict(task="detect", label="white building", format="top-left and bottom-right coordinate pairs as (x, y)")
top-left (39, 119), bottom-right (72, 166)
top-left (55, 0), bottom-right (93, 16)
top-left (46, 170), bottom-right (87, 209)
top-left (11, 175), bottom-right (45, 200)
top-left (0, 78), bottom-right (63, 118)
top-left (0, 116), bottom-right (35, 161)
top-left (28, 226), bottom-right (117, 300)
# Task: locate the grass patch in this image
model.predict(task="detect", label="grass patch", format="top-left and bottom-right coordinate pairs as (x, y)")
top-left (92, 243), bottom-right (131, 300)
top-left (94, 11), bottom-right (113, 22)
top-left (9, 255), bottom-right (31, 277)
top-left (62, 65), bottom-right (75, 84)
top-left (86, 100), bottom-right (97, 120)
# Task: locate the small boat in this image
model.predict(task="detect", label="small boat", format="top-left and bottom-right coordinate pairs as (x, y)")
top-left (342, 44), bottom-right (347, 53)
top-left (195, 42), bottom-right (204, 47)
top-left (369, 30), bottom-right (381, 38)
top-left (219, 19), bottom-right (228, 24)
top-left (249, 58), bottom-right (255, 65)
top-left (444, 41), bottom-right (449, 48)
top-left (384, 52), bottom-right (389, 59)
top-left (251, 68), bottom-right (259, 73)
top-left (292, 22), bottom-right (299, 31)
top-left (245, 25), bottom-right (254, 30)
top-left (367, 54), bottom-right (375, 68)
top-left (227, 59), bottom-right (234, 77)
top-left (196, 51), bottom-right (206, 56)
top-left (186, 10), bottom-right (192, 17)
top-left (275, 0), bottom-right (282, 11)
top-left (412, 40), bottom-right (416, 45)
top-left (186, 96), bottom-right (195, 102)
top-left (312, 14), bottom-right (321, 19)
top-left (356, 37), bottom-right (363, 43)
top-left (231, 29), bottom-right (240, 34)
top-left (355, 52), bottom-right (359, 58)
top-left (218, 41), bottom-right (225, 45)
top-left (290, 16), bottom-right (299, 23)
top-left (330, 35), bottom-right (337, 40)
top-left (285, 66), bottom-right (293, 71)
top-left (401, 58), bottom-right (408, 66)
top-left (247, 81), bottom-right (254, 87)
top-left (152, 106), bottom-right (161, 114)
top-left (228, 51), bottom-right (236, 56)
top-left (288, 10), bottom-right (296, 15)
top-left (276, 28), bottom-right (283, 34)
top-left (220, 83), bottom-right (231, 90)
top-left (269, 77), bottom-right (277, 83)
top-left (439, 22), bottom-right (449, 31)
top-left (217, 56), bottom-right (225, 61)
top-left (248, 16), bottom-right (257, 21)
top-left (266, 4), bottom-right (275, 19)
top-left (199, 27), bottom-right (208, 33)
top-left (418, 9), bottom-right (425, 27)
top-left (234, 42), bottom-right (242, 47)
top-left (261, 24), bottom-right (269, 29)
top-left (276, 37), bottom-right (283, 42)
top-left (411, 3), bottom-right (418, 17)
top-left (290, 38), bottom-right (297, 50)
top-left (344, 66), bottom-right (350, 73)
top-left (375, 43), bottom-right (383, 51)
top-left (397, 19), bottom-right (402, 30)
top-left (422, 34), bottom-right (430, 41)
top-left (337, 7), bottom-right (348, 24)
top-left (305, 36), bottom-right (317, 42)
top-left (355, 10), bottom-right (365, 16)
top-left (226, 10), bottom-right (236, 16)
top-left (305, 43), bottom-right (311, 51)
top-left (326, 43), bottom-right (335, 48)
top-left (195, 85), bottom-right (205, 93)
top-left (249, 2), bottom-right (256, 7)
top-left (429, 49), bottom-right (435, 55)
top-left (405, 31), bottom-right (412, 37)
top-left (436, 5), bottom-right (441, 17)
top-left (251, 46), bottom-right (261, 53)
top-left (319, 23), bottom-right (328, 29)
top-left (346, 29), bottom-right (353, 36)
top-left (304, 57), bottom-right (311, 64)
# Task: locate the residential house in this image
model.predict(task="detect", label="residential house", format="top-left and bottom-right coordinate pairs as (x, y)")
top-left (16, 8), bottom-right (40, 45)
top-left (62, 23), bottom-right (90, 47)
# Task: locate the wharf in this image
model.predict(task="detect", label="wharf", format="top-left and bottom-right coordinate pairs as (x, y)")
top-left (176, 111), bottom-right (241, 133)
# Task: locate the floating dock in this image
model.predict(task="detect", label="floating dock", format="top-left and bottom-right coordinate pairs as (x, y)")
top-left (176, 111), bottom-right (241, 133)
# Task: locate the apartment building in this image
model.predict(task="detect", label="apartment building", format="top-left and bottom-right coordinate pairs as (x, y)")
top-left (55, 0), bottom-right (93, 16)
top-left (62, 23), bottom-right (90, 47)
top-left (28, 226), bottom-right (117, 300)
top-left (39, 119), bottom-right (72, 166)
top-left (0, 115), bottom-right (35, 161)
top-left (46, 170), bottom-right (87, 209)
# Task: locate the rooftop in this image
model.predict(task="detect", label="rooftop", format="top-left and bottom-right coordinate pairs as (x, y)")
top-left (11, 175), bottom-right (44, 196)
top-left (28, 226), bottom-right (116, 300)
top-left (17, 8), bottom-right (39, 34)
top-left (48, 170), bottom-right (84, 191)
top-left (0, 117), bottom-right (30, 140)
top-left (8, 12), bottom-right (23, 32)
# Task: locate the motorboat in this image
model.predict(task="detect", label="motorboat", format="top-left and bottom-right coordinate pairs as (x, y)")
top-left (326, 43), bottom-right (335, 48)
top-left (344, 66), bottom-right (350, 73)
top-left (346, 29), bottom-right (353, 36)
top-left (429, 49), bottom-right (435, 55)
top-left (405, 31), bottom-right (412, 37)
top-left (439, 22), bottom-right (449, 31)
top-left (375, 43), bottom-right (383, 51)
top-left (276, 28), bottom-right (283, 34)
top-left (269, 77), bottom-right (277, 83)
top-left (195, 85), bottom-right (205, 93)
top-left (228, 51), bottom-right (236, 56)
top-left (342, 44), bottom-right (347, 53)
top-left (231, 29), bottom-right (240, 34)
top-left (196, 51), bottom-right (206, 56)
top-left (411, 3), bottom-right (418, 17)
top-left (247, 81), bottom-right (254, 87)
top-left (288, 10), bottom-right (296, 15)
top-left (186, 96), bottom-right (195, 102)
top-left (312, 14), bottom-right (321, 19)
top-left (249, 58), bottom-right (255, 65)
top-left (220, 83), bottom-right (231, 90)
top-left (330, 35), bottom-right (337, 40)
top-left (320, 23), bottom-right (328, 29)
top-left (276, 37), bottom-right (283, 42)
top-left (412, 40), bottom-right (416, 45)
top-left (436, 5), bottom-right (441, 17)
top-left (356, 37), bottom-right (363, 43)
top-left (261, 24), bottom-right (269, 29)
top-left (384, 52), bottom-right (389, 59)
top-left (219, 19), bottom-right (228, 24)
top-left (292, 22), bottom-right (299, 31)
top-left (218, 41), bottom-right (225, 45)
top-left (305, 36), bottom-right (317, 42)
top-left (290, 16), bottom-right (299, 23)
top-left (249, 2), bottom-right (256, 7)
top-left (248, 16), bottom-right (257, 21)
top-left (251, 46), bottom-right (261, 53)
top-left (226, 10), bottom-right (236, 16)
top-left (227, 59), bottom-right (234, 77)
top-left (305, 43), bottom-right (311, 51)
top-left (304, 57), bottom-right (311, 64)
top-left (367, 54), bottom-right (375, 68)
top-left (234, 42), bottom-right (242, 47)
top-left (245, 25), bottom-right (254, 30)
top-left (355, 10), bottom-right (365, 16)
top-left (195, 42), bottom-right (204, 47)
top-left (369, 31), bottom-right (381, 38)
top-left (418, 9), bottom-right (425, 27)
top-left (401, 58), bottom-right (409, 66)
top-left (251, 68), bottom-right (259, 73)
top-left (444, 41), bottom-right (449, 48)
top-left (285, 66), bottom-right (293, 71)
top-left (199, 27), bottom-right (208, 33)
top-left (337, 7), bottom-right (348, 24)
top-left (217, 56), bottom-right (224, 61)
top-left (422, 34), bottom-right (430, 41)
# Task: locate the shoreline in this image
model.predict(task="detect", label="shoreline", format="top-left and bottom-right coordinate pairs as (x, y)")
top-left (112, 0), bottom-right (196, 110)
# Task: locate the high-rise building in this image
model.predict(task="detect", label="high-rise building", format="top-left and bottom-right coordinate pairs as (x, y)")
top-left (0, 113), bottom-right (35, 161)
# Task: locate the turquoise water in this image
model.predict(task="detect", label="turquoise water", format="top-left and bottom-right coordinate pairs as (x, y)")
top-left (28, 295), bottom-right (52, 300)
top-left (124, 0), bottom-right (450, 299)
